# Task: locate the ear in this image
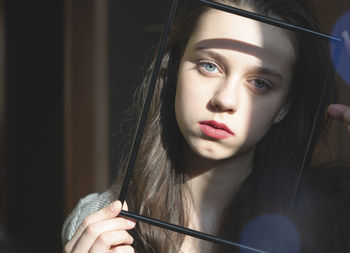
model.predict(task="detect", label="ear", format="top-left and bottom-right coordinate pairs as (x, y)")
top-left (274, 103), bottom-right (290, 123)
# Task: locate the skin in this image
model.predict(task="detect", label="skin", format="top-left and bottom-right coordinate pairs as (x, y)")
top-left (64, 9), bottom-right (350, 253)
top-left (176, 9), bottom-right (294, 252)
top-left (328, 104), bottom-right (350, 133)
top-left (64, 201), bottom-right (136, 253)
top-left (175, 10), bottom-right (294, 162)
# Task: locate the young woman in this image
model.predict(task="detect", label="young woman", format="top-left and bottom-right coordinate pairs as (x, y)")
top-left (62, 0), bottom-right (350, 252)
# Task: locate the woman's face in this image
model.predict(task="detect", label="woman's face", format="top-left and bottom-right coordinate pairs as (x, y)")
top-left (175, 9), bottom-right (295, 160)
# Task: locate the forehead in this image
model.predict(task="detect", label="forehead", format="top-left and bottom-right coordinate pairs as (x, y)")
top-left (188, 8), bottom-right (296, 66)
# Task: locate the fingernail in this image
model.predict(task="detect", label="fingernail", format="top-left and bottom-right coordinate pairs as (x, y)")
top-left (110, 201), bottom-right (121, 212)
top-left (127, 219), bottom-right (136, 226)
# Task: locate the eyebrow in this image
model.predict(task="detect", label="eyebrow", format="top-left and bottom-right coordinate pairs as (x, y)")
top-left (248, 66), bottom-right (284, 82)
top-left (194, 46), bottom-right (284, 82)
top-left (194, 47), bottom-right (229, 68)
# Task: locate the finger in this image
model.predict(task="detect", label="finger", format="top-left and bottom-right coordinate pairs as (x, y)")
top-left (121, 201), bottom-right (137, 227)
top-left (69, 217), bottom-right (135, 253)
top-left (343, 106), bottom-right (350, 125)
top-left (327, 104), bottom-right (350, 133)
top-left (327, 104), bottom-right (349, 121)
top-left (88, 231), bottom-right (134, 253)
top-left (65, 200), bottom-right (122, 252)
top-left (110, 245), bottom-right (135, 253)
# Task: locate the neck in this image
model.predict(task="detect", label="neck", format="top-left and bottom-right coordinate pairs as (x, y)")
top-left (182, 145), bottom-right (254, 232)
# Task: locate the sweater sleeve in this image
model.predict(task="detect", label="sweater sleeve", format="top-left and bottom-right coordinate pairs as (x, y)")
top-left (61, 191), bottom-right (112, 247)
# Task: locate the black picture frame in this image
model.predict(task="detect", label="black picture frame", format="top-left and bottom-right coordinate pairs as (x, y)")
top-left (116, 0), bottom-right (343, 251)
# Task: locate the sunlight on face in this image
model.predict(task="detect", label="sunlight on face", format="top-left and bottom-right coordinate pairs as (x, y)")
top-left (175, 9), bottom-right (295, 160)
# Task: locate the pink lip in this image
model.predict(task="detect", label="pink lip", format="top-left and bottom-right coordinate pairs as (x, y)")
top-left (199, 120), bottom-right (234, 139)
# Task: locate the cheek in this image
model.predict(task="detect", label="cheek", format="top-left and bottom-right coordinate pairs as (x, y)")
top-left (238, 96), bottom-right (283, 146)
top-left (175, 71), bottom-right (209, 121)
top-left (175, 83), bottom-right (191, 114)
top-left (175, 74), bottom-right (193, 131)
top-left (175, 80), bottom-right (189, 124)
top-left (248, 114), bottom-right (274, 142)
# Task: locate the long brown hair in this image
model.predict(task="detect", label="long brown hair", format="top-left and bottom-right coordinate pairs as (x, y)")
top-left (110, 0), bottom-right (336, 252)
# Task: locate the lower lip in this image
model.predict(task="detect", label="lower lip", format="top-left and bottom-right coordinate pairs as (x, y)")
top-left (199, 124), bottom-right (234, 139)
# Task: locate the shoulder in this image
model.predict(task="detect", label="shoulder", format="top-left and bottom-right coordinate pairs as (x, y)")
top-left (61, 190), bottom-right (113, 246)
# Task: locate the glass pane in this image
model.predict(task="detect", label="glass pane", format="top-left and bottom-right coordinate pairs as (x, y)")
top-left (111, 1), bottom-right (350, 252)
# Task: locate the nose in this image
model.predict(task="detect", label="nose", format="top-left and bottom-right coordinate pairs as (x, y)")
top-left (210, 78), bottom-right (239, 113)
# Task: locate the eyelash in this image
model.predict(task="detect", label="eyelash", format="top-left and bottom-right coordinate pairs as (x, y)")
top-left (246, 78), bottom-right (273, 93)
top-left (197, 60), bottom-right (223, 75)
top-left (196, 59), bottom-right (274, 93)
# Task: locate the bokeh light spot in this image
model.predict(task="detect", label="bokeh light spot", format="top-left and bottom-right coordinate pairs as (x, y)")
top-left (239, 214), bottom-right (301, 253)
top-left (330, 11), bottom-right (350, 85)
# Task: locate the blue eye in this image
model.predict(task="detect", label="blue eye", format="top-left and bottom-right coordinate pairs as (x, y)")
top-left (253, 79), bottom-right (269, 89)
top-left (203, 62), bottom-right (218, 72)
top-left (198, 61), bottom-right (221, 74)
top-left (248, 78), bottom-right (273, 93)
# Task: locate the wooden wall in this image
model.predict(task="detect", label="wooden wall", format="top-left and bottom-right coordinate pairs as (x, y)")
top-left (64, 0), bottom-right (109, 213)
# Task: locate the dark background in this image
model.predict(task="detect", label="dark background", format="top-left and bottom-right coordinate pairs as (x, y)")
top-left (108, 1), bottom-right (167, 179)
top-left (1, 0), bottom-right (166, 252)
top-left (2, 0), bottom-right (64, 252)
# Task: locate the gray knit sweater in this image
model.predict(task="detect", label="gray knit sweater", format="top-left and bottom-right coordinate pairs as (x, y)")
top-left (61, 191), bottom-right (112, 246)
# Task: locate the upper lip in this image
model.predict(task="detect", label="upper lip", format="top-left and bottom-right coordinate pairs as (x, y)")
top-left (199, 120), bottom-right (234, 135)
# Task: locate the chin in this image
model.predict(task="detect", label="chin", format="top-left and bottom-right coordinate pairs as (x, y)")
top-left (195, 148), bottom-right (236, 161)
top-left (184, 138), bottom-right (242, 161)
top-left (193, 142), bottom-right (255, 162)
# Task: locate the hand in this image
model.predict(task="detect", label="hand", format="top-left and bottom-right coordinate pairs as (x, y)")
top-left (328, 104), bottom-right (350, 133)
top-left (64, 200), bottom-right (136, 253)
